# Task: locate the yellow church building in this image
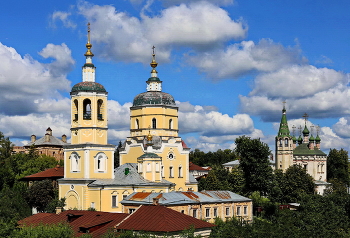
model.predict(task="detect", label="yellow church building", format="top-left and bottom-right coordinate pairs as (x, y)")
top-left (59, 25), bottom-right (197, 212)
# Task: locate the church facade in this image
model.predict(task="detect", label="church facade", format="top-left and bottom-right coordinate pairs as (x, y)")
top-left (58, 26), bottom-right (197, 212)
top-left (275, 106), bottom-right (328, 194)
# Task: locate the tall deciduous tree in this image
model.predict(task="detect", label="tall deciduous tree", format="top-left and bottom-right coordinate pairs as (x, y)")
top-left (25, 179), bottom-right (56, 212)
top-left (327, 148), bottom-right (349, 185)
top-left (235, 136), bottom-right (273, 196)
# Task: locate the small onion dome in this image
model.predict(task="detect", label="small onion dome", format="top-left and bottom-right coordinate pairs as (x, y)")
top-left (292, 136), bottom-right (297, 143)
top-left (302, 125), bottom-right (310, 136)
top-left (298, 135), bottom-right (303, 143)
top-left (309, 135), bottom-right (315, 142)
top-left (315, 134), bottom-right (321, 143)
top-left (133, 91), bottom-right (176, 107)
top-left (71, 82), bottom-right (106, 93)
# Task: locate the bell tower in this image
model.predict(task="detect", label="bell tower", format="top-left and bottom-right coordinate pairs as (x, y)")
top-left (275, 102), bottom-right (294, 171)
top-left (62, 23), bottom-right (115, 181)
top-left (70, 23), bottom-right (108, 145)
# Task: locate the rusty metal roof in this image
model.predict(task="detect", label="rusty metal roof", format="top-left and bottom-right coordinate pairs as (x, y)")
top-left (122, 190), bottom-right (251, 206)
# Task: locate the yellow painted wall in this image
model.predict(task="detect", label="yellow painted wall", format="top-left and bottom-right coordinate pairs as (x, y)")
top-left (123, 201), bottom-right (253, 223)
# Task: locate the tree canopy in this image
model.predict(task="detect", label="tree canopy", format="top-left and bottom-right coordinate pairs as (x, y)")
top-left (235, 136), bottom-right (273, 196)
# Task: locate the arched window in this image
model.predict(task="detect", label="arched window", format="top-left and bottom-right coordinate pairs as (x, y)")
top-left (83, 99), bottom-right (92, 120)
top-left (97, 99), bottom-right (103, 120)
top-left (135, 119), bottom-right (139, 129)
top-left (73, 99), bottom-right (78, 121)
top-left (285, 138), bottom-right (288, 146)
top-left (95, 153), bottom-right (107, 172)
top-left (152, 118), bottom-right (156, 129)
top-left (178, 166), bottom-right (183, 178)
top-left (169, 119), bottom-right (173, 129)
top-left (70, 153), bottom-right (80, 172)
top-left (279, 139), bottom-right (282, 147)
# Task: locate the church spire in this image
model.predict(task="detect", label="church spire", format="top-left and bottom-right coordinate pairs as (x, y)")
top-left (82, 22), bottom-right (96, 82)
top-left (84, 22), bottom-right (94, 58)
top-left (277, 101), bottom-right (290, 137)
top-left (146, 46), bottom-right (162, 92)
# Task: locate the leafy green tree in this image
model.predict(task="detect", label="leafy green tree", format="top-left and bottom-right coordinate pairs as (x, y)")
top-left (327, 148), bottom-right (349, 185)
top-left (11, 222), bottom-right (74, 238)
top-left (235, 136), bottom-right (273, 196)
top-left (275, 165), bottom-right (315, 203)
top-left (25, 179), bottom-right (56, 212)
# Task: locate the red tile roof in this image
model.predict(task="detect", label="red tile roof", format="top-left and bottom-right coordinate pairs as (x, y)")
top-left (189, 162), bottom-right (209, 171)
top-left (20, 165), bottom-right (64, 181)
top-left (116, 205), bottom-right (214, 232)
top-left (19, 210), bottom-right (129, 238)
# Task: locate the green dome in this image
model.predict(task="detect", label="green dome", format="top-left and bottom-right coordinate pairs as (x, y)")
top-left (315, 134), bottom-right (321, 142)
top-left (71, 82), bottom-right (106, 93)
top-left (302, 125), bottom-right (309, 135)
top-left (133, 91), bottom-right (176, 107)
top-left (298, 135), bottom-right (303, 143)
top-left (309, 135), bottom-right (315, 141)
top-left (292, 136), bottom-right (297, 142)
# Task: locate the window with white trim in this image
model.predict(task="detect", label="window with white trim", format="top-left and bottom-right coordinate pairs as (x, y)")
top-left (205, 208), bottom-right (210, 218)
top-left (213, 208), bottom-right (218, 217)
top-left (225, 207), bottom-right (230, 216)
top-left (112, 195), bottom-right (118, 207)
top-left (178, 166), bottom-right (183, 178)
top-left (193, 209), bottom-right (197, 218)
top-left (169, 166), bottom-right (174, 178)
top-left (244, 206), bottom-right (248, 215)
top-left (95, 153), bottom-right (107, 172)
top-left (237, 206), bottom-right (241, 216)
top-left (70, 153), bottom-right (80, 172)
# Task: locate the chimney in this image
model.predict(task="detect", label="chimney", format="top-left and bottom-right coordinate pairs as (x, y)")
top-left (62, 134), bottom-right (67, 143)
top-left (56, 207), bottom-right (62, 214)
top-left (46, 127), bottom-right (52, 136)
top-left (153, 197), bottom-right (159, 206)
top-left (31, 135), bottom-right (36, 143)
top-left (45, 133), bottom-right (50, 142)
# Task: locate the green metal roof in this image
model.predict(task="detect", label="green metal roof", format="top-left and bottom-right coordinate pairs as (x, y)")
top-left (277, 107), bottom-right (290, 137)
top-left (71, 82), bottom-right (106, 93)
top-left (133, 91), bottom-right (176, 107)
top-left (309, 135), bottom-right (315, 141)
top-left (293, 143), bottom-right (326, 156)
top-left (138, 153), bottom-right (162, 159)
top-left (147, 77), bottom-right (161, 82)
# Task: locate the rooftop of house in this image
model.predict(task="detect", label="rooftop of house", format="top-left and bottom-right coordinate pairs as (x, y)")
top-left (116, 205), bottom-right (215, 232)
top-left (19, 205), bottom-right (215, 236)
top-left (189, 162), bottom-right (210, 171)
top-left (18, 210), bottom-right (129, 237)
top-left (222, 160), bottom-right (240, 167)
top-left (20, 165), bottom-right (64, 181)
top-left (122, 190), bottom-right (251, 206)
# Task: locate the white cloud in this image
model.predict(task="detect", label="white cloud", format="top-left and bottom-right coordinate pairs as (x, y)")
top-left (188, 39), bottom-right (303, 80)
top-left (0, 113), bottom-right (70, 139)
top-left (161, 0), bottom-right (234, 7)
top-left (250, 65), bottom-right (348, 98)
top-left (108, 100), bottom-right (132, 130)
top-left (0, 43), bottom-right (73, 115)
top-left (177, 101), bottom-right (255, 136)
top-left (51, 11), bottom-right (77, 29)
top-left (332, 117), bottom-right (350, 138)
top-left (77, 1), bottom-right (246, 63)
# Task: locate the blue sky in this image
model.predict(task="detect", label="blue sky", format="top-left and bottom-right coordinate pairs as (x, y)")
top-left (1, 0), bottom-right (350, 154)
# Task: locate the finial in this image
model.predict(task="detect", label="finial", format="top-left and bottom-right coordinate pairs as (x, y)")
top-left (150, 46), bottom-right (158, 70)
top-left (316, 125), bottom-right (320, 134)
top-left (146, 126), bottom-right (153, 143)
top-left (85, 22), bottom-right (94, 57)
top-left (292, 125), bottom-right (296, 136)
top-left (298, 125), bottom-right (302, 135)
top-left (302, 113), bottom-right (309, 124)
top-left (311, 125), bottom-right (314, 135)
